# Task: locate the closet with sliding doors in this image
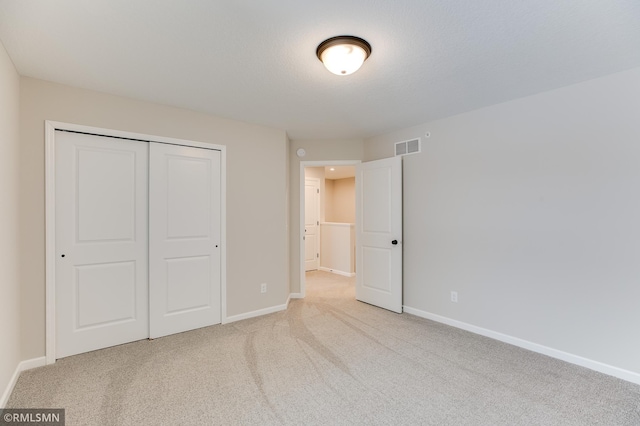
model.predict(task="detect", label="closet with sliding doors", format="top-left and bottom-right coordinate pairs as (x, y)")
top-left (53, 128), bottom-right (222, 359)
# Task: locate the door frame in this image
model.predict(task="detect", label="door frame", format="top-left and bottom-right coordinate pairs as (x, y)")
top-left (298, 160), bottom-right (360, 297)
top-left (44, 120), bottom-right (227, 364)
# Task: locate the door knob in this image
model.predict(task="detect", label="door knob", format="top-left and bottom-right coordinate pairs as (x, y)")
top-left (392, 240), bottom-right (398, 245)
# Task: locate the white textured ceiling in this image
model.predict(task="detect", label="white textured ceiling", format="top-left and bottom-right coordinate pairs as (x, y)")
top-left (1, 1), bottom-right (639, 140)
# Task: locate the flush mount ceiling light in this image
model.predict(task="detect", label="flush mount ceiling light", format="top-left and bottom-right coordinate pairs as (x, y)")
top-left (316, 35), bottom-right (372, 76)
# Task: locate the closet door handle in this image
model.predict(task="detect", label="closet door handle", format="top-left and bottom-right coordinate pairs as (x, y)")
top-left (392, 240), bottom-right (398, 245)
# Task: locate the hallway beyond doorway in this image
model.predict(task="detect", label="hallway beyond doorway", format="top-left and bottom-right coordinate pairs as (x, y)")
top-left (305, 270), bottom-right (356, 300)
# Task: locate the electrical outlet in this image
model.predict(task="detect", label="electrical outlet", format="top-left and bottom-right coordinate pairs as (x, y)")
top-left (451, 291), bottom-right (458, 303)
top-left (261, 283), bottom-right (267, 294)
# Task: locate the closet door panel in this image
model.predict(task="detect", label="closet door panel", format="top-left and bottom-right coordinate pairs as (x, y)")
top-left (55, 131), bottom-right (149, 358)
top-left (149, 143), bottom-right (221, 338)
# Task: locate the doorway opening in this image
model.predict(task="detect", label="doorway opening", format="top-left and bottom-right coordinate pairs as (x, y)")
top-left (299, 160), bottom-right (360, 298)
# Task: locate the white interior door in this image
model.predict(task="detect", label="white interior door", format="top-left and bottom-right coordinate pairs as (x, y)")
top-left (55, 131), bottom-right (149, 358)
top-left (304, 178), bottom-right (320, 271)
top-left (356, 156), bottom-right (403, 313)
top-left (149, 142), bottom-right (221, 339)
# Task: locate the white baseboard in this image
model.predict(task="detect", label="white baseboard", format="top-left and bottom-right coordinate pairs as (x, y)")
top-left (289, 293), bottom-right (303, 299)
top-left (402, 306), bottom-right (640, 386)
top-left (1, 357), bottom-right (46, 408)
top-left (223, 301), bottom-right (289, 324)
top-left (319, 267), bottom-right (355, 277)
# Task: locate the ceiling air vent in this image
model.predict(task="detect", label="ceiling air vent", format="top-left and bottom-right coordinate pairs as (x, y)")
top-left (395, 138), bottom-right (421, 156)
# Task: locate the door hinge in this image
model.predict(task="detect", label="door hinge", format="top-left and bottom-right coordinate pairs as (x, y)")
top-left (317, 189), bottom-right (319, 193)
top-left (317, 253), bottom-right (319, 258)
top-left (317, 221), bottom-right (319, 225)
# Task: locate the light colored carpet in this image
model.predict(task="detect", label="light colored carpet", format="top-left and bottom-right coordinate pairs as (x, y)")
top-left (8, 271), bottom-right (640, 425)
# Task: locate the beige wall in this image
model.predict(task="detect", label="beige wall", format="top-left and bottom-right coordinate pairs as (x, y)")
top-left (19, 78), bottom-right (289, 360)
top-left (0, 41), bottom-right (21, 405)
top-left (289, 139), bottom-right (363, 294)
top-left (365, 67), bottom-right (640, 375)
top-left (324, 179), bottom-right (334, 221)
top-left (326, 177), bottom-right (355, 223)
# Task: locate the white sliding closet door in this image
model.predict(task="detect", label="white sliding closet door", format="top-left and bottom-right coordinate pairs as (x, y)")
top-left (149, 143), bottom-right (222, 338)
top-left (55, 131), bottom-right (149, 358)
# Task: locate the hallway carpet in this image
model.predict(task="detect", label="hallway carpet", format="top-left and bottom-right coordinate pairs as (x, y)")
top-left (8, 271), bottom-right (640, 425)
